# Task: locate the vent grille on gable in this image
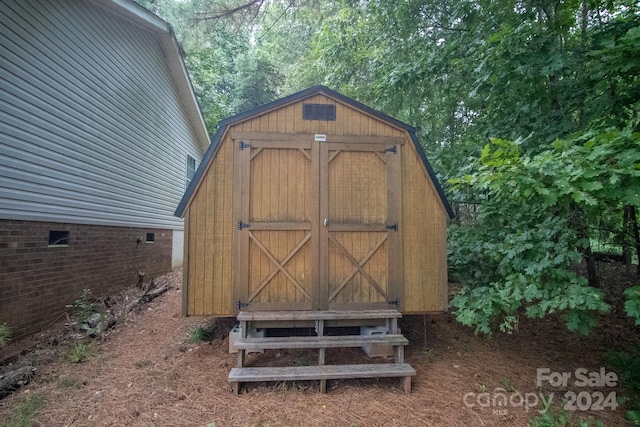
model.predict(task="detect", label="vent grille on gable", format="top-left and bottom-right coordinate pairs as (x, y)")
top-left (302, 103), bottom-right (336, 121)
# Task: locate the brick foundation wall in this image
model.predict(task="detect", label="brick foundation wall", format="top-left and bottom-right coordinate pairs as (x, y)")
top-left (0, 220), bottom-right (173, 339)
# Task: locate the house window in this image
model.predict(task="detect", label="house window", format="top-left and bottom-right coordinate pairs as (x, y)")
top-left (49, 230), bottom-right (69, 246)
top-left (186, 155), bottom-right (196, 187)
top-left (146, 233), bottom-right (155, 243)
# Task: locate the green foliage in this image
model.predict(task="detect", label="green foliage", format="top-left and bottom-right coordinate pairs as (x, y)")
top-left (185, 45), bottom-right (240, 132)
top-left (187, 326), bottom-right (207, 343)
top-left (72, 289), bottom-right (106, 337)
top-left (1, 392), bottom-right (46, 427)
top-left (187, 322), bottom-right (216, 343)
top-left (529, 409), bottom-right (572, 427)
top-left (625, 286), bottom-right (640, 325)
top-left (0, 322), bottom-right (11, 346)
top-left (73, 289), bottom-right (101, 324)
top-left (529, 408), bottom-right (603, 427)
top-left (607, 346), bottom-right (640, 425)
top-left (449, 122), bottom-right (640, 334)
top-left (629, 411), bottom-right (640, 426)
top-left (232, 50), bottom-right (282, 113)
top-left (64, 342), bottom-right (95, 364)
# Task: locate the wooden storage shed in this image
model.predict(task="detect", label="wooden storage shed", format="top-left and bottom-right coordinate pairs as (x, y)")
top-left (175, 86), bottom-right (453, 317)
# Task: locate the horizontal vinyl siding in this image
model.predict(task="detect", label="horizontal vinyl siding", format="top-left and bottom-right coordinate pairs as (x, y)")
top-left (0, 0), bottom-right (204, 230)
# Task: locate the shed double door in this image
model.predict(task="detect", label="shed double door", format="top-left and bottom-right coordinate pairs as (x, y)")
top-left (233, 133), bottom-right (402, 312)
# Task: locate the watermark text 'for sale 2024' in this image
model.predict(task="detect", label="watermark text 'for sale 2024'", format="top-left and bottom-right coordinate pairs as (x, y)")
top-left (463, 367), bottom-right (618, 416)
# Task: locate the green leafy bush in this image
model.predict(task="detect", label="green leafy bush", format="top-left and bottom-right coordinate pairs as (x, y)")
top-left (449, 125), bottom-right (639, 334)
top-left (529, 408), bottom-right (603, 427)
top-left (72, 289), bottom-right (109, 337)
top-left (607, 346), bottom-right (640, 425)
top-left (625, 286), bottom-right (640, 326)
top-left (73, 289), bottom-right (102, 324)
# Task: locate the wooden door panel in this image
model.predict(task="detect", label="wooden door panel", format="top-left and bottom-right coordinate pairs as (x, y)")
top-left (235, 139), bottom-right (314, 311)
top-left (328, 232), bottom-right (388, 305)
top-left (234, 135), bottom-right (402, 312)
top-left (322, 142), bottom-right (403, 310)
top-left (249, 148), bottom-right (311, 222)
top-left (328, 151), bottom-right (387, 223)
top-left (248, 230), bottom-right (312, 305)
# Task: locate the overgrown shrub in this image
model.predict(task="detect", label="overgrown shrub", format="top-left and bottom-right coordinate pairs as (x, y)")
top-left (607, 346), bottom-right (640, 425)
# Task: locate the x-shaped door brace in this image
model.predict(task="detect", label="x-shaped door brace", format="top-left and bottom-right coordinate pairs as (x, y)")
top-left (248, 232), bottom-right (312, 301)
top-left (328, 233), bottom-right (388, 301)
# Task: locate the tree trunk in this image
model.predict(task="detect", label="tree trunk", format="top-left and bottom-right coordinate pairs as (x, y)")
top-left (624, 206), bottom-right (633, 273)
top-left (628, 205), bottom-right (640, 276)
top-left (584, 244), bottom-right (599, 288)
top-left (573, 206), bottom-right (599, 287)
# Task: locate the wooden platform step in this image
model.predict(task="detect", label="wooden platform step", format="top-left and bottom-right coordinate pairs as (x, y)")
top-left (233, 334), bottom-right (408, 351)
top-left (229, 363), bottom-right (416, 394)
top-left (237, 309), bottom-right (402, 322)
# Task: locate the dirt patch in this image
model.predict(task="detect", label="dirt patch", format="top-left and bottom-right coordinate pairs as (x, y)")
top-left (0, 267), bottom-right (637, 426)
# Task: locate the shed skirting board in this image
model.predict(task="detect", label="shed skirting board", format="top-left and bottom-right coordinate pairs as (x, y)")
top-left (0, 219), bottom-right (173, 339)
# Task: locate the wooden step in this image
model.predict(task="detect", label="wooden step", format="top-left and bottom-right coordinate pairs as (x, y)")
top-left (233, 334), bottom-right (408, 351)
top-left (237, 309), bottom-right (401, 322)
top-left (229, 363), bottom-right (415, 394)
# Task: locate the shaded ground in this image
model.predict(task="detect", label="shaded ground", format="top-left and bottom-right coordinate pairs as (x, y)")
top-left (0, 266), bottom-right (637, 426)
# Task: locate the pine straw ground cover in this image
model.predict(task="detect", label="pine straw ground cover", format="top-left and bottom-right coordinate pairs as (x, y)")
top-left (0, 267), bottom-right (636, 426)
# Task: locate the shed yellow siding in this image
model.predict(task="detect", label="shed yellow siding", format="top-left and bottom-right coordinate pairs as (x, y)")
top-left (183, 93), bottom-right (448, 316)
top-left (402, 142), bottom-right (449, 313)
top-left (184, 136), bottom-right (234, 316)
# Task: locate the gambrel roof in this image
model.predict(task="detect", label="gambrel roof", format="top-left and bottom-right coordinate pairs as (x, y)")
top-left (175, 85), bottom-right (453, 218)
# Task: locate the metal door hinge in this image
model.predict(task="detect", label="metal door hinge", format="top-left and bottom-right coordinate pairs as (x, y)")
top-left (237, 221), bottom-right (250, 230)
top-left (386, 222), bottom-right (398, 232)
top-left (236, 300), bottom-right (250, 310)
top-left (385, 145), bottom-right (397, 154)
top-left (387, 298), bottom-right (400, 307)
top-left (239, 141), bottom-right (252, 150)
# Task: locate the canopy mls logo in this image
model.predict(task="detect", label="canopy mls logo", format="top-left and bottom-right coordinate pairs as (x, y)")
top-left (463, 367), bottom-right (619, 416)
top-left (463, 388), bottom-right (554, 415)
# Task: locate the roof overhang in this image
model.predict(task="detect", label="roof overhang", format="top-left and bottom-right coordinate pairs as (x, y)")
top-left (92, 0), bottom-right (210, 154)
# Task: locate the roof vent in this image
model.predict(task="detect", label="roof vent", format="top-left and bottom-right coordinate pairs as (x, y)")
top-left (303, 103), bottom-right (336, 121)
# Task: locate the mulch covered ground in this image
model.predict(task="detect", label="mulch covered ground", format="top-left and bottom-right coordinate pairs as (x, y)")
top-left (0, 266), bottom-right (636, 426)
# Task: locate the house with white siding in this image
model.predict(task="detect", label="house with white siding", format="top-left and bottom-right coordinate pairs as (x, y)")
top-left (0, 0), bottom-right (210, 338)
